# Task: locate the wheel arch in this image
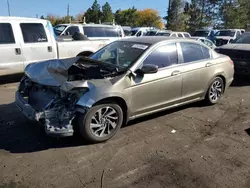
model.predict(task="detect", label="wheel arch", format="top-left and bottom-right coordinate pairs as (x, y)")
top-left (202, 73), bottom-right (226, 99)
top-left (94, 97), bottom-right (129, 125)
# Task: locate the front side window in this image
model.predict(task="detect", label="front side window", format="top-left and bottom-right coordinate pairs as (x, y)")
top-left (20, 23), bottom-right (48, 43)
top-left (143, 43), bottom-right (178, 68)
top-left (184, 33), bottom-right (190, 38)
top-left (0, 23), bottom-right (15, 44)
top-left (180, 42), bottom-right (204, 63)
top-left (64, 26), bottom-right (79, 35)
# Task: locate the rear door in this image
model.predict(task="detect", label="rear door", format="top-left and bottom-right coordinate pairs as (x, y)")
top-left (178, 42), bottom-right (215, 100)
top-left (19, 23), bottom-right (55, 67)
top-left (0, 22), bottom-right (25, 75)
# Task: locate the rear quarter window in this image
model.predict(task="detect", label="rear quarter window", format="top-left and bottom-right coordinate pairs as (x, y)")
top-left (20, 23), bottom-right (48, 43)
top-left (0, 23), bottom-right (15, 44)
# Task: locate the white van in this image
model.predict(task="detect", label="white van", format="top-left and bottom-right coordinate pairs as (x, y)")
top-left (0, 17), bottom-right (110, 76)
top-left (54, 24), bottom-right (125, 42)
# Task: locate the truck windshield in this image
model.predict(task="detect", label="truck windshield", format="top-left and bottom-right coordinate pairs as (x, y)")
top-left (90, 41), bottom-right (150, 69)
top-left (215, 30), bottom-right (235, 37)
top-left (232, 33), bottom-right (250, 44)
top-left (54, 25), bottom-right (67, 36)
top-left (192, 31), bottom-right (209, 37)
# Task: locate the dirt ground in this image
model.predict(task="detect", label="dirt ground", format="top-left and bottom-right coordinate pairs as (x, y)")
top-left (0, 74), bottom-right (250, 188)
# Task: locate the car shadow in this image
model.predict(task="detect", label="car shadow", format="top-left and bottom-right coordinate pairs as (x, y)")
top-left (231, 74), bottom-right (250, 87)
top-left (0, 101), bottom-right (204, 154)
top-left (0, 73), bottom-right (23, 85)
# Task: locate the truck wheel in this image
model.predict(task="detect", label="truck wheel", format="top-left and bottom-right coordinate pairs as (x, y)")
top-left (78, 102), bottom-right (123, 143)
top-left (205, 77), bottom-right (224, 105)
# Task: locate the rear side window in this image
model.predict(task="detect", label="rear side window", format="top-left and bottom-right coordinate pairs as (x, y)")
top-left (201, 45), bottom-right (211, 59)
top-left (180, 42), bottom-right (204, 63)
top-left (143, 43), bottom-right (178, 68)
top-left (0, 23), bottom-right (15, 44)
top-left (177, 33), bottom-right (183, 37)
top-left (83, 27), bottom-right (118, 37)
top-left (64, 26), bottom-right (79, 35)
top-left (20, 23), bottom-right (48, 43)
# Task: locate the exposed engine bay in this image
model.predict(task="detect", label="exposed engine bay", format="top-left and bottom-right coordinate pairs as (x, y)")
top-left (16, 57), bottom-right (124, 136)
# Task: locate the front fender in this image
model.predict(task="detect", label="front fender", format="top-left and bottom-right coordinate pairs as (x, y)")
top-left (76, 91), bottom-right (129, 110)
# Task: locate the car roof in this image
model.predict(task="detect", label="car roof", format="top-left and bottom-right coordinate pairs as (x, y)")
top-left (56, 23), bottom-right (121, 28)
top-left (0, 16), bottom-right (48, 24)
top-left (120, 36), bottom-right (194, 44)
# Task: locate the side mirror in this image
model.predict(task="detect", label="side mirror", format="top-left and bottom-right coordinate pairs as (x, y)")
top-left (135, 64), bottom-right (158, 75)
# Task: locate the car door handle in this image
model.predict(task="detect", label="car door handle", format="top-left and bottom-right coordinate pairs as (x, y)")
top-left (206, 63), bottom-right (212, 67)
top-left (48, 46), bottom-right (52, 52)
top-left (15, 48), bottom-right (21, 55)
top-left (171, 70), bottom-right (180, 76)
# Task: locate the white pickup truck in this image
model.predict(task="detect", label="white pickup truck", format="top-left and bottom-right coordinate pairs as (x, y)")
top-left (0, 17), bottom-right (110, 76)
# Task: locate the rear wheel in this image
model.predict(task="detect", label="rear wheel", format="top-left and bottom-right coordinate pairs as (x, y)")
top-left (205, 77), bottom-right (224, 105)
top-left (78, 102), bottom-right (123, 143)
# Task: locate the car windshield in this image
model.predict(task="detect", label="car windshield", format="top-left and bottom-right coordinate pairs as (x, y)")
top-left (129, 30), bottom-right (138, 36)
top-left (90, 41), bottom-right (150, 69)
top-left (54, 25), bottom-right (67, 36)
top-left (232, 33), bottom-right (250, 44)
top-left (193, 31), bottom-right (209, 37)
top-left (215, 30), bottom-right (235, 37)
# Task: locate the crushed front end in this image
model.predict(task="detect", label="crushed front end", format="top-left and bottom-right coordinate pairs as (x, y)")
top-left (16, 76), bottom-right (87, 137)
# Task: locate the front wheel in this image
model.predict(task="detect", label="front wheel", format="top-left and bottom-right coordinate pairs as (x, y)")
top-left (205, 77), bottom-right (224, 105)
top-left (78, 102), bottom-right (123, 143)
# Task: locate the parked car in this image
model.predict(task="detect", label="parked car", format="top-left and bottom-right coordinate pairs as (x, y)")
top-left (54, 23), bottom-right (125, 42)
top-left (0, 17), bottom-right (110, 76)
top-left (192, 29), bottom-right (217, 38)
top-left (16, 37), bottom-right (234, 143)
top-left (215, 32), bottom-right (250, 74)
top-left (155, 31), bottom-right (191, 38)
top-left (214, 29), bottom-right (243, 46)
top-left (191, 37), bottom-right (217, 49)
top-left (121, 26), bottom-right (131, 36)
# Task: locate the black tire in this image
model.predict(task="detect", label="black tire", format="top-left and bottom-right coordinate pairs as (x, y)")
top-left (205, 77), bottom-right (224, 105)
top-left (78, 102), bottom-right (123, 143)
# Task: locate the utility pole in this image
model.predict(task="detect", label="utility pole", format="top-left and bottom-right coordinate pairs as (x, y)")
top-left (67, 4), bottom-right (70, 23)
top-left (7, 0), bottom-right (11, 16)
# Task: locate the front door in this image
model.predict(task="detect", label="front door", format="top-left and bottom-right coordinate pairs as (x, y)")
top-left (0, 22), bottom-right (25, 75)
top-left (130, 43), bottom-right (183, 117)
top-left (19, 23), bottom-right (55, 68)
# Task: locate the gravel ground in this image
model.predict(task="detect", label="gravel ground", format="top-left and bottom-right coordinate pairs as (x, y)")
top-left (0, 74), bottom-right (250, 188)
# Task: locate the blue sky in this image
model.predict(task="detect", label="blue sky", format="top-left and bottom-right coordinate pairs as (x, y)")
top-left (1, 0), bottom-right (169, 18)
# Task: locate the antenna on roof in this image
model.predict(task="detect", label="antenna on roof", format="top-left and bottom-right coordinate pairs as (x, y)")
top-left (7, 0), bottom-right (11, 16)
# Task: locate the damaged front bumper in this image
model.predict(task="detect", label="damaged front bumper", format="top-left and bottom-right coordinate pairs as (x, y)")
top-left (15, 92), bottom-right (75, 137)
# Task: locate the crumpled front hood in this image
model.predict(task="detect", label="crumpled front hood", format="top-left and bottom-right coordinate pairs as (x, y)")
top-left (25, 57), bottom-right (80, 86)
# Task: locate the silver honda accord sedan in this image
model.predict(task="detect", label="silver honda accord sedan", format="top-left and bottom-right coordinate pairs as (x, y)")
top-left (16, 37), bottom-right (234, 143)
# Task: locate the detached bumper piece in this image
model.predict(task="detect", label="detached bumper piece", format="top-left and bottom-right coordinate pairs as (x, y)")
top-left (15, 92), bottom-right (75, 137)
